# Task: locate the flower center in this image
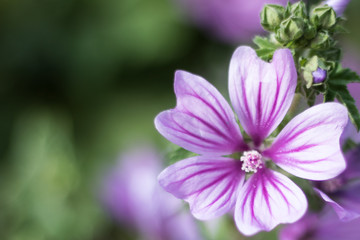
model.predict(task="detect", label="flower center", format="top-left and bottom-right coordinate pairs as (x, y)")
top-left (240, 150), bottom-right (263, 173)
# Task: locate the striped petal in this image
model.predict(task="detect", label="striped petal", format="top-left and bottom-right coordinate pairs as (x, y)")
top-left (235, 169), bottom-right (307, 236)
top-left (158, 156), bottom-right (244, 220)
top-left (264, 103), bottom-right (348, 181)
top-left (229, 47), bottom-right (297, 146)
top-left (155, 70), bottom-right (247, 156)
top-left (314, 188), bottom-right (360, 222)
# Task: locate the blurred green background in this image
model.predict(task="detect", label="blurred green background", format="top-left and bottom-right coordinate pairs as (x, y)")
top-left (0, 0), bottom-right (359, 239)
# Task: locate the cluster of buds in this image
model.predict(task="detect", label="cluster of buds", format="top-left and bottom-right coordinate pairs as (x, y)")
top-left (260, 1), bottom-right (341, 88)
top-left (261, 1), bottom-right (338, 48)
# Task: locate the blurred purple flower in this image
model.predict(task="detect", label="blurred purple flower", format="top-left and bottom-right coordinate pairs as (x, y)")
top-left (314, 146), bottom-right (360, 221)
top-left (280, 209), bottom-right (360, 240)
top-left (155, 46), bottom-right (348, 236)
top-left (101, 146), bottom-right (202, 240)
top-left (324, 0), bottom-right (351, 16)
top-left (176, 0), bottom-right (290, 43)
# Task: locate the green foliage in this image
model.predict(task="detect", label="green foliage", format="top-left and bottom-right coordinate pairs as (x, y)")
top-left (342, 138), bottom-right (358, 153)
top-left (328, 66), bottom-right (360, 85)
top-left (0, 109), bottom-right (103, 239)
top-left (166, 146), bottom-right (198, 165)
top-left (258, 1), bottom-right (360, 132)
top-left (253, 36), bottom-right (279, 60)
top-left (325, 65), bottom-right (360, 131)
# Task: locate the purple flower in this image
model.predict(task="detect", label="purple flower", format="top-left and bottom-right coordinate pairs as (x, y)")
top-left (280, 209), bottom-right (360, 240)
top-left (155, 46), bottom-right (348, 236)
top-left (324, 0), bottom-right (351, 16)
top-left (101, 146), bottom-right (202, 240)
top-left (314, 146), bottom-right (360, 221)
top-left (176, 0), bottom-right (290, 43)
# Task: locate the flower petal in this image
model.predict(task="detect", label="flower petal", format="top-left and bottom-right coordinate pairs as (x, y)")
top-left (314, 188), bottom-right (360, 221)
top-left (229, 47), bottom-right (297, 146)
top-left (155, 70), bottom-right (247, 155)
top-left (158, 156), bottom-right (244, 220)
top-left (264, 102), bottom-right (348, 181)
top-left (342, 146), bottom-right (360, 179)
top-left (279, 214), bottom-right (318, 240)
top-left (235, 169), bottom-right (307, 236)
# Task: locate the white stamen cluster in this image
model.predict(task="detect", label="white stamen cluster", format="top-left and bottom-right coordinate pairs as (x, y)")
top-left (240, 150), bottom-right (263, 173)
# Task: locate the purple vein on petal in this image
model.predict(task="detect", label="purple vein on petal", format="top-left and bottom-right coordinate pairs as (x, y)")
top-left (264, 103), bottom-right (348, 181)
top-left (158, 156), bottom-right (245, 220)
top-left (155, 70), bottom-right (247, 155)
top-left (235, 169), bottom-right (307, 236)
top-left (229, 47), bottom-right (297, 146)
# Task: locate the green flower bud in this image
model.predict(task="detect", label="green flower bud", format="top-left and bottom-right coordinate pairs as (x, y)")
top-left (290, 1), bottom-right (307, 18)
top-left (283, 2), bottom-right (292, 19)
top-left (310, 31), bottom-right (332, 49)
top-left (311, 6), bottom-right (337, 29)
top-left (302, 56), bottom-right (329, 88)
top-left (260, 4), bottom-right (285, 31)
top-left (304, 23), bottom-right (317, 40)
top-left (276, 17), bottom-right (304, 43)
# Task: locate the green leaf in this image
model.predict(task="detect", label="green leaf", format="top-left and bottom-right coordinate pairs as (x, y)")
top-left (166, 147), bottom-right (197, 165)
top-left (253, 36), bottom-right (279, 61)
top-left (323, 87), bottom-right (336, 102)
top-left (315, 47), bottom-right (341, 61)
top-left (306, 89), bottom-right (316, 106)
top-left (253, 36), bottom-right (278, 49)
top-left (325, 65), bottom-right (360, 131)
top-left (329, 66), bottom-right (360, 85)
top-left (256, 48), bottom-right (277, 61)
top-left (342, 138), bottom-right (357, 153)
top-left (334, 84), bottom-right (360, 131)
top-left (333, 24), bottom-right (348, 34)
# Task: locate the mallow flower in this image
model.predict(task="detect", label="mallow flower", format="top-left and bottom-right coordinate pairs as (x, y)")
top-left (101, 146), bottom-right (202, 240)
top-left (280, 208), bottom-right (360, 240)
top-left (324, 0), bottom-right (351, 16)
top-left (155, 46), bottom-right (348, 236)
top-left (314, 146), bottom-right (360, 221)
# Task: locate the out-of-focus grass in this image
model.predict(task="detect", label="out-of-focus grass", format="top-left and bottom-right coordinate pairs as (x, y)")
top-left (0, 109), bottom-right (102, 239)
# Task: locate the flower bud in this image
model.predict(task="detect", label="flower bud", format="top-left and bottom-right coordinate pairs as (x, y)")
top-left (304, 23), bottom-right (317, 40)
top-left (311, 5), bottom-right (337, 29)
top-left (290, 1), bottom-right (307, 18)
top-left (310, 31), bottom-right (332, 49)
top-left (276, 17), bottom-right (304, 43)
top-left (260, 4), bottom-right (285, 31)
top-left (302, 56), bottom-right (328, 87)
top-left (312, 67), bottom-right (327, 84)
